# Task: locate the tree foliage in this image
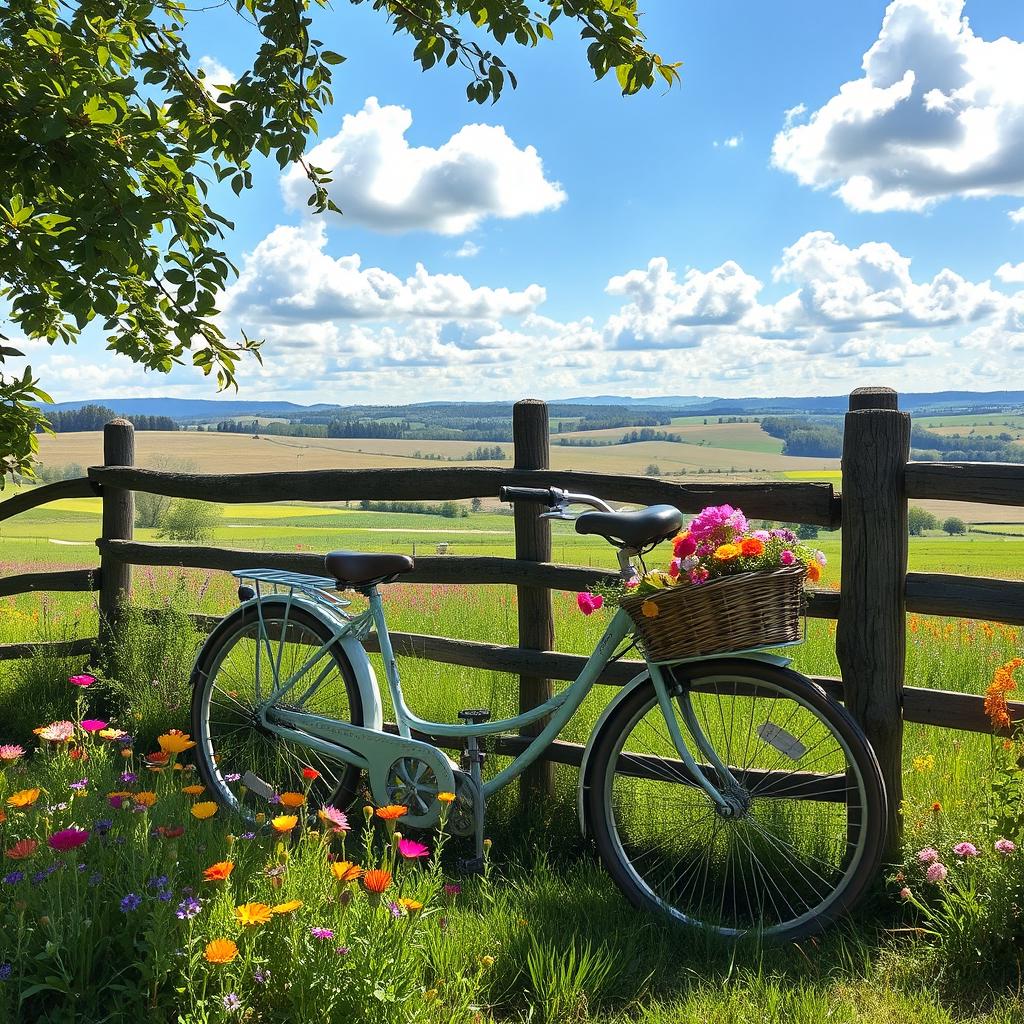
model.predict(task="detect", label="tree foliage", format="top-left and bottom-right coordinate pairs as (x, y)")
top-left (908, 506), bottom-right (938, 537)
top-left (942, 516), bottom-right (967, 536)
top-left (0, 0), bottom-right (678, 486)
top-left (157, 498), bottom-right (223, 542)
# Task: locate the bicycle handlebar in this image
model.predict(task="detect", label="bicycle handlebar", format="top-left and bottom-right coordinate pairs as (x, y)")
top-left (497, 485), bottom-right (558, 505)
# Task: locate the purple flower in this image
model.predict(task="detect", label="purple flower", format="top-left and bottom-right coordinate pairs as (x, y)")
top-left (995, 838), bottom-right (1017, 855)
top-left (926, 862), bottom-right (948, 883)
top-left (120, 893), bottom-right (142, 913)
top-left (176, 897), bottom-right (202, 920)
top-left (335, 946), bottom-right (350, 956)
top-left (254, 969), bottom-right (270, 984)
top-left (89, 872), bottom-right (103, 886)
top-left (93, 819), bottom-right (113, 836)
top-left (157, 889), bottom-right (173, 902)
top-left (120, 771), bottom-right (138, 784)
top-left (0, 964), bottom-right (11, 982)
top-left (70, 778), bottom-right (89, 791)
top-left (222, 993), bottom-right (242, 1012)
top-left (310, 927), bottom-right (334, 940)
top-left (443, 883), bottom-right (461, 898)
top-left (147, 875), bottom-right (169, 890)
top-left (2, 871), bottom-right (24, 886)
top-left (771, 528), bottom-right (797, 543)
top-left (240, 832), bottom-right (256, 841)
top-left (387, 901), bottom-right (403, 919)
top-left (953, 842), bottom-right (979, 858)
top-left (224, 773), bottom-right (242, 783)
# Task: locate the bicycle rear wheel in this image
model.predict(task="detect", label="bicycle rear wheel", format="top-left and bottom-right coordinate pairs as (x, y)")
top-left (584, 660), bottom-right (886, 942)
top-left (190, 601), bottom-right (365, 823)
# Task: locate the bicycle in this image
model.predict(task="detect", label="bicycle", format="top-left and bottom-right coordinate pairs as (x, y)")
top-left (189, 485), bottom-right (886, 941)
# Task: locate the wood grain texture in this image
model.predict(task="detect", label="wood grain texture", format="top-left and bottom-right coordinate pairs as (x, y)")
top-left (0, 569), bottom-right (98, 599)
top-left (905, 462), bottom-right (1024, 507)
top-left (906, 572), bottom-right (1024, 625)
top-left (87, 465), bottom-right (840, 526)
top-left (0, 636), bottom-right (96, 661)
top-left (98, 420), bottom-right (135, 638)
top-left (835, 401), bottom-right (911, 860)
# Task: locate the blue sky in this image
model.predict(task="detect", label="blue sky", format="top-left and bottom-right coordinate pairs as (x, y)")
top-left (17, 0), bottom-right (1024, 403)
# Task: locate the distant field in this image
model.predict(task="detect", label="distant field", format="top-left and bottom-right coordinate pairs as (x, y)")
top-left (913, 413), bottom-right (1024, 437)
top-left (555, 420), bottom-right (785, 455)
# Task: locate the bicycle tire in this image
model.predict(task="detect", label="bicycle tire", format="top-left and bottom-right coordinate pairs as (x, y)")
top-left (190, 600), bottom-right (365, 822)
top-left (584, 659), bottom-right (886, 942)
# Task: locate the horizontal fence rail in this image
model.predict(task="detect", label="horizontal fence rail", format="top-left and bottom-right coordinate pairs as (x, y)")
top-left (86, 465), bottom-right (842, 528)
top-left (0, 477), bottom-right (100, 523)
top-left (905, 462), bottom-right (1024, 506)
top-left (0, 568), bottom-right (99, 599)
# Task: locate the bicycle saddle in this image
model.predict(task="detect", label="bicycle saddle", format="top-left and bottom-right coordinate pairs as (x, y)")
top-left (325, 551), bottom-right (415, 586)
top-left (574, 504), bottom-right (682, 548)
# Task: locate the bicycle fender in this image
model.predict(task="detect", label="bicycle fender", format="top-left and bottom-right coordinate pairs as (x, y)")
top-left (575, 651), bottom-right (794, 836)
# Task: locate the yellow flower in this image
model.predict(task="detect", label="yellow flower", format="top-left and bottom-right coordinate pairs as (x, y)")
top-left (912, 754), bottom-right (935, 774)
top-left (277, 792), bottom-right (306, 808)
top-left (157, 732), bottom-right (196, 755)
top-left (6, 788), bottom-right (41, 809)
top-left (330, 861), bottom-right (363, 884)
top-left (640, 599), bottom-right (659, 619)
top-left (436, 792), bottom-right (456, 804)
top-left (271, 899), bottom-right (303, 915)
top-left (191, 802), bottom-right (219, 820)
top-left (133, 791), bottom-right (158, 807)
top-left (234, 902), bottom-right (273, 927)
top-left (396, 897), bottom-right (423, 915)
top-left (98, 728), bottom-right (126, 742)
top-left (713, 543), bottom-right (741, 561)
top-left (181, 784), bottom-right (205, 796)
top-left (204, 938), bottom-right (238, 964)
top-left (480, 955), bottom-right (495, 969)
top-left (375, 804), bottom-right (407, 821)
top-left (271, 814), bottom-right (298, 833)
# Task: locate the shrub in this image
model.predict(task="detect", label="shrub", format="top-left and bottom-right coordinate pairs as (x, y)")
top-left (158, 499), bottom-right (224, 543)
top-left (908, 506), bottom-right (938, 536)
top-left (942, 517), bottom-right (967, 536)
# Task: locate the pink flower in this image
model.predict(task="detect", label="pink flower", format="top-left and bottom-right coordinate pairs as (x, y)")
top-left (80, 720), bottom-right (108, 733)
top-left (814, 551), bottom-right (827, 566)
top-left (687, 505), bottom-right (748, 546)
top-left (38, 721), bottom-right (75, 743)
top-left (668, 558), bottom-right (681, 578)
top-left (672, 533), bottom-right (697, 559)
top-left (69, 674), bottom-right (95, 688)
top-left (397, 838), bottom-right (430, 860)
top-left (624, 577), bottom-right (639, 590)
top-left (925, 862), bottom-right (948, 883)
top-left (899, 886), bottom-right (912, 900)
top-left (780, 549), bottom-right (796, 567)
top-left (443, 883), bottom-right (461, 898)
top-left (576, 592), bottom-right (603, 616)
top-left (916, 847), bottom-right (940, 864)
top-left (952, 841), bottom-right (979, 858)
top-left (0, 744), bottom-right (25, 763)
top-left (995, 838), bottom-right (1016, 855)
top-left (48, 827), bottom-right (90, 852)
top-left (688, 566), bottom-right (710, 586)
top-left (318, 806), bottom-right (349, 833)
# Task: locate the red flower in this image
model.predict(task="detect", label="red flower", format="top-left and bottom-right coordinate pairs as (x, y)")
top-left (301, 767), bottom-right (320, 781)
top-left (48, 828), bottom-right (90, 852)
top-left (157, 825), bottom-right (185, 839)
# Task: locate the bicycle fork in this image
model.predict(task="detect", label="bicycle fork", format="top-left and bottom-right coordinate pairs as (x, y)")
top-left (647, 663), bottom-right (749, 818)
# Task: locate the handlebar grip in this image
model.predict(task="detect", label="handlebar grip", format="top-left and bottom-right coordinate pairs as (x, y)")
top-left (498, 485), bottom-right (557, 505)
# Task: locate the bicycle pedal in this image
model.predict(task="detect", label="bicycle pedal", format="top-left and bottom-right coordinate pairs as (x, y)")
top-left (454, 855), bottom-right (485, 876)
top-left (457, 708), bottom-right (491, 724)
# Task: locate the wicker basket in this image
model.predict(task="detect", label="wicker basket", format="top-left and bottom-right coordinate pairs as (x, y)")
top-left (620, 565), bottom-right (806, 662)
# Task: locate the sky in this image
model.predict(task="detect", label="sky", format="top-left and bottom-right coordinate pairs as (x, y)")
top-left (14, 0), bottom-right (1024, 404)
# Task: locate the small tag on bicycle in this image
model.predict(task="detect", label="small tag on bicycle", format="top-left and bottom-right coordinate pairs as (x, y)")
top-left (241, 771), bottom-right (276, 802)
top-left (756, 723), bottom-right (807, 760)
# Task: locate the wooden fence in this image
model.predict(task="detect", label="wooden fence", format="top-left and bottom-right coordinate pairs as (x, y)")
top-left (2, 386), bottom-right (1024, 854)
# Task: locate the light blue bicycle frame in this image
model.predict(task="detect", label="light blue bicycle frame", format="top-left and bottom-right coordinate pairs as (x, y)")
top-left (249, 582), bottom-right (787, 816)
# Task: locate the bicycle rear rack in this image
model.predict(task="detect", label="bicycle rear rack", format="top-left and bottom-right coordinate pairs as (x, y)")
top-left (232, 568), bottom-right (351, 613)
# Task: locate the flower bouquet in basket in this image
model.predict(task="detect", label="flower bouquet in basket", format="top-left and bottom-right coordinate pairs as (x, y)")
top-left (581, 504), bottom-right (827, 662)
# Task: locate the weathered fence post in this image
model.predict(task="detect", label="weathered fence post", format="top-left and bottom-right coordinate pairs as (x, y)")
top-left (98, 418), bottom-right (135, 653)
top-left (835, 386), bottom-right (909, 860)
top-left (512, 399), bottom-right (556, 808)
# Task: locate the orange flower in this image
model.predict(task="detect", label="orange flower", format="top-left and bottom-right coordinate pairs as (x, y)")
top-left (271, 899), bottom-right (303, 915)
top-left (133, 791), bottom-right (158, 807)
top-left (396, 897), bottom-right (423, 915)
top-left (181, 784), bottom-right (205, 796)
top-left (144, 752), bottom-right (170, 768)
top-left (363, 869), bottom-right (392, 894)
top-left (271, 815), bottom-right (298, 833)
top-left (436, 792), bottom-right (456, 804)
top-left (234, 902), bottom-right (273, 926)
top-left (806, 563), bottom-right (821, 583)
top-left (204, 938), bottom-right (238, 964)
top-left (330, 861), bottom-right (363, 884)
top-left (6, 788), bottom-right (41, 809)
top-left (640, 599), bottom-right (659, 619)
top-left (5, 839), bottom-right (39, 860)
top-left (931, 801), bottom-right (942, 813)
top-left (277, 792), bottom-right (306, 808)
top-left (739, 537), bottom-right (764, 557)
top-left (191, 802), bottom-right (218, 820)
top-left (713, 542), bottom-right (741, 561)
top-left (0, 811), bottom-right (5, 825)
top-left (374, 805), bottom-right (407, 822)
top-left (158, 732), bottom-right (196, 755)
top-left (984, 658), bottom-right (1022, 731)
top-left (203, 861), bottom-right (234, 882)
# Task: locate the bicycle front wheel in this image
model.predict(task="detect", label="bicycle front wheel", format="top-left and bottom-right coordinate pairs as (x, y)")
top-left (585, 660), bottom-right (886, 941)
top-left (190, 601), bottom-right (365, 823)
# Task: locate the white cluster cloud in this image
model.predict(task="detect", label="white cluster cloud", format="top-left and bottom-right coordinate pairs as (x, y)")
top-left (772, 0), bottom-right (1024, 212)
top-left (997, 262), bottom-right (1024, 284)
top-left (201, 223), bottom-right (1024, 402)
top-left (281, 97), bottom-right (566, 235)
top-left (222, 223), bottom-right (545, 325)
